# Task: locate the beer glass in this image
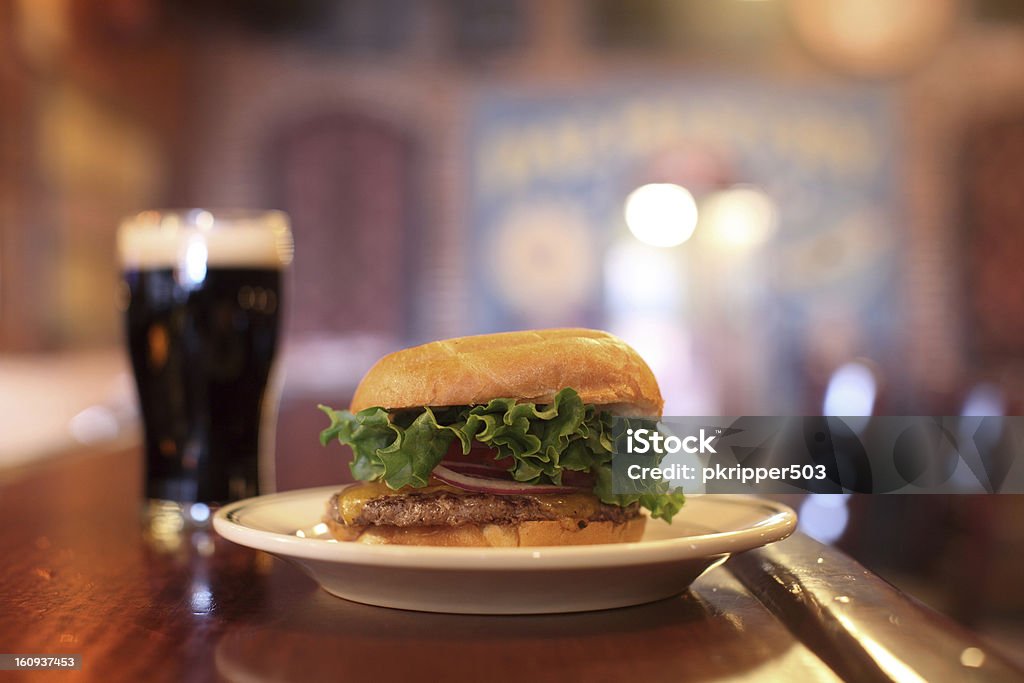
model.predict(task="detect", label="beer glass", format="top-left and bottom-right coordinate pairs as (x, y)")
top-left (117, 209), bottom-right (292, 518)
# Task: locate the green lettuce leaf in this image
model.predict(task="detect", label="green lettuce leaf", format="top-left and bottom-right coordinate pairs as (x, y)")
top-left (318, 388), bottom-right (685, 522)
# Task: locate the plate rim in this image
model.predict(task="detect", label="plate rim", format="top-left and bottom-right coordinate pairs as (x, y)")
top-left (213, 486), bottom-right (797, 569)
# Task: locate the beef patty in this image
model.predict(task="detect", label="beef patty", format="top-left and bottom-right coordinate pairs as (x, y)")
top-left (329, 489), bottom-right (641, 528)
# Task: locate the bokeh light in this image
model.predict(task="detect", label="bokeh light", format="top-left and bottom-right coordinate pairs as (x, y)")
top-left (799, 493), bottom-right (851, 544)
top-left (701, 186), bottom-right (778, 247)
top-left (624, 183), bottom-right (699, 248)
top-left (823, 361), bottom-right (877, 432)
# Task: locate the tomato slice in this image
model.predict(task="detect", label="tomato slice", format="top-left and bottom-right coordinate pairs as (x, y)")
top-left (443, 442), bottom-right (513, 470)
top-left (441, 442), bottom-right (595, 488)
top-left (560, 469), bottom-right (595, 488)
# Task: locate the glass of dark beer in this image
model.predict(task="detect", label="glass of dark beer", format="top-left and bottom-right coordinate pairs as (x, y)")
top-left (118, 209), bottom-right (292, 526)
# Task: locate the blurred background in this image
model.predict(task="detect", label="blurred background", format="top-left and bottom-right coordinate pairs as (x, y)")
top-left (1, 0), bottom-right (1022, 655)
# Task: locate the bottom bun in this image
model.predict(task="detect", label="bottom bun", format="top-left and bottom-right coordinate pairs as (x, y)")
top-left (326, 516), bottom-right (646, 547)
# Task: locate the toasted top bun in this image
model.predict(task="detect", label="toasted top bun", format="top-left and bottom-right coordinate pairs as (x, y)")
top-left (350, 328), bottom-right (663, 415)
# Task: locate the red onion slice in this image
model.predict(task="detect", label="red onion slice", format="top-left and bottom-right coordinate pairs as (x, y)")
top-left (432, 464), bottom-right (584, 495)
top-left (439, 460), bottom-right (515, 479)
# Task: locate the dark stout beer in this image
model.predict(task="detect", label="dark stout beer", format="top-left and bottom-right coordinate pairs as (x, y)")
top-left (119, 211), bottom-right (291, 505)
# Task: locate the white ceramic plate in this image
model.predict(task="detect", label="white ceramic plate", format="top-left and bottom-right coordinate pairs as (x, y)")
top-left (214, 486), bottom-right (796, 614)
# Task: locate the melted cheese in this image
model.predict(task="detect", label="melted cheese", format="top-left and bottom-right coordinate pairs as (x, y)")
top-left (335, 480), bottom-right (605, 525)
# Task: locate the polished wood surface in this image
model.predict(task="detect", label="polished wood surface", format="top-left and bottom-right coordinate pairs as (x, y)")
top-left (0, 445), bottom-right (1020, 682)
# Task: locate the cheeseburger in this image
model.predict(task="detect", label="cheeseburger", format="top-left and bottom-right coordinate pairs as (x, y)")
top-left (318, 328), bottom-right (684, 546)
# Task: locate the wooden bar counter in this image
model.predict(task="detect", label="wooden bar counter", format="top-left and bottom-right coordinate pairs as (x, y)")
top-left (0, 445), bottom-right (1020, 682)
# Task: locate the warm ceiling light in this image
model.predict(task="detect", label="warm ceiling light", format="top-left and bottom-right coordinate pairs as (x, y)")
top-left (701, 187), bottom-right (778, 248)
top-left (624, 183), bottom-right (699, 248)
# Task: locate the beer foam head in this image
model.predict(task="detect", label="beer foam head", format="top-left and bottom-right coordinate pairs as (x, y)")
top-left (118, 209), bottom-right (293, 270)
